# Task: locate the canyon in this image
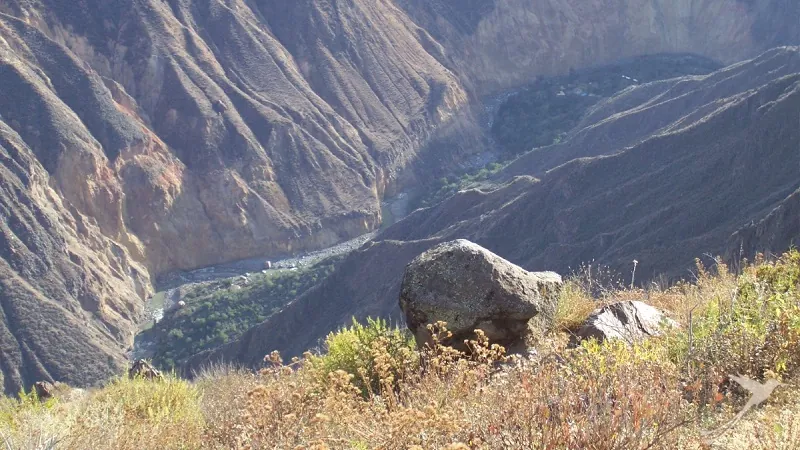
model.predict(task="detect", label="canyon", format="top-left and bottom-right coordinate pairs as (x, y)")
top-left (0, 0), bottom-right (798, 391)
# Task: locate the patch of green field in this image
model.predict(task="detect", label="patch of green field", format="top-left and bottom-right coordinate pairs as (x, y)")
top-left (147, 257), bottom-right (342, 369)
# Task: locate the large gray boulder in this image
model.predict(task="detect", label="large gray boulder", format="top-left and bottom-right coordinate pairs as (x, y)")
top-left (575, 301), bottom-right (677, 344)
top-left (399, 240), bottom-right (562, 348)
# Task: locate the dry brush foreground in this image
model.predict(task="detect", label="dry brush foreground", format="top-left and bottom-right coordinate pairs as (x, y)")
top-left (3, 252), bottom-right (800, 449)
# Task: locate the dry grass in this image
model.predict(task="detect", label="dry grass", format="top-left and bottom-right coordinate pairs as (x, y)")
top-left (205, 326), bottom-right (691, 450)
top-left (2, 251), bottom-right (800, 449)
top-left (64, 376), bottom-right (204, 450)
top-left (0, 393), bottom-right (72, 449)
top-left (554, 279), bottom-right (598, 331)
top-left (194, 365), bottom-right (261, 447)
top-left (709, 392), bottom-right (800, 450)
top-left (0, 376), bottom-right (204, 450)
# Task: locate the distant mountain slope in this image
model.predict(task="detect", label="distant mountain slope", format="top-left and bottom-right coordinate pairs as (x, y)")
top-left (397, 0), bottom-right (800, 95)
top-left (0, 0), bottom-right (798, 391)
top-left (189, 47), bottom-right (800, 370)
top-left (727, 188), bottom-right (800, 266)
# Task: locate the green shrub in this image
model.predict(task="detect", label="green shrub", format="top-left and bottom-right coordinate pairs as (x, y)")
top-left (168, 329), bottom-right (184, 339)
top-left (307, 317), bottom-right (418, 397)
top-left (667, 251), bottom-right (800, 403)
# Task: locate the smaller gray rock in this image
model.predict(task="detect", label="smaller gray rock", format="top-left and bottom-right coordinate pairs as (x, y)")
top-left (576, 301), bottom-right (677, 344)
top-left (399, 239), bottom-right (562, 349)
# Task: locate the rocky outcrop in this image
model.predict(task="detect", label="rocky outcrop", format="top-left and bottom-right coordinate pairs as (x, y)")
top-left (399, 240), bottom-right (562, 348)
top-left (128, 360), bottom-right (163, 381)
top-left (575, 301), bottom-right (677, 344)
top-left (33, 381), bottom-right (55, 400)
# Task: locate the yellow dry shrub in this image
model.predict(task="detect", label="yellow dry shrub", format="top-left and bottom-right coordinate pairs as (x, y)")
top-left (65, 376), bottom-right (204, 450)
top-left (554, 278), bottom-right (599, 332)
top-left (0, 389), bottom-right (73, 449)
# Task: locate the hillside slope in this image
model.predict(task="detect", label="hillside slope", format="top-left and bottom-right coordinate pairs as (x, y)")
top-left (189, 47), bottom-right (800, 369)
top-left (0, 0), bottom-right (798, 391)
top-left (0, 0), bottom-right (467, 392)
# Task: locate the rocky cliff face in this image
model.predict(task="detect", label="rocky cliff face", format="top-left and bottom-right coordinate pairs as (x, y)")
top-left (0, 121), bottom-right (148, 393)
top-left (386, 47), bottom-right (800, 280)
top-left (188, 47), bottom-right (800, 371)
top-left (0, 0), bottom-right (797, 391)
top-left (398, 0), bottom-right (800, 94)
